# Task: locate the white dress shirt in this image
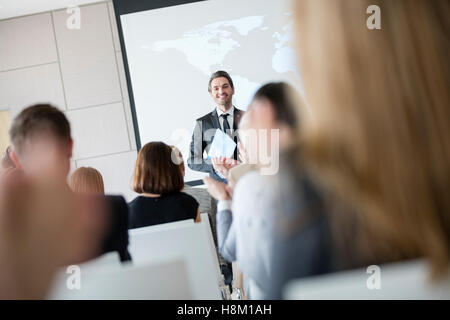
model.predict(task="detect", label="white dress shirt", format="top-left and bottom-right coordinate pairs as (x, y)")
top-left (216, 105), bottom-right (235, 132)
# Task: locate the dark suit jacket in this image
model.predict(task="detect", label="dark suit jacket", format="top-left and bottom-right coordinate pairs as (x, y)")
top-left (188, 107), bottom-right (244, 183)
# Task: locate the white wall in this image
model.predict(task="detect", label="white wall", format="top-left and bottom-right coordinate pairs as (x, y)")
top-left (0, 1), bottom-right (138, 201)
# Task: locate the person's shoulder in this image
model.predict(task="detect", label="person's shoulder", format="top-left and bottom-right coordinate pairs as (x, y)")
top-left (128, 195), bottom-right (149, 209)
top-left (196, 110), bottom-right (215, 122)
top-left (128, 195), bottom-right (142, 204)
top-left (176, 191), bottom-right (199, 207)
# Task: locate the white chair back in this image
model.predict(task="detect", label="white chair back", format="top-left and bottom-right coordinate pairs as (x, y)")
top-left (48, 258), bottom-right (192, 299)
top-left (284, 259), bottom-right (450, 300)
top-left (129, 222), bottom-right (221, 299)
top-left (129, 218), bottom-right (194, 236)
top-left (79, 251), bottom-right (121, 270)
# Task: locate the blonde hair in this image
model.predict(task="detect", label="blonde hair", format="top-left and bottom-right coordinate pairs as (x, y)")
top-left (294, 0), bottom-right (450, 276)
top-left (70, 167), bottom-right (105, 194)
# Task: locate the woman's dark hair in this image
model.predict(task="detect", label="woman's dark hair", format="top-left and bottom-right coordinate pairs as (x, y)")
top-left (252, 82), bottom-right (299, 129)
top-left (132, 142), bottom-right (184, 194)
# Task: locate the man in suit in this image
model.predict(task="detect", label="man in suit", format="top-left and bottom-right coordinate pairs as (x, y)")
top-left (188, 70), bottom-right (244, 183)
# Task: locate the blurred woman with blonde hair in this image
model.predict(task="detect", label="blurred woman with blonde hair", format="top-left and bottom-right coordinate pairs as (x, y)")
top-left (69, 166), bottom-right (105, 194)
top-left (267, 0), bottom-right (450, 298)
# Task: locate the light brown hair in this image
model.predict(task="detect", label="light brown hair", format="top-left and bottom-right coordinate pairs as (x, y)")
top-left (69, 167), bottom-right (105, 194)
top-left (170, 145), bottom-right (185, 177)
top-left (294, 0), bottom-right (450, 276)
top-left (133, 142), bottom-right (184, 194)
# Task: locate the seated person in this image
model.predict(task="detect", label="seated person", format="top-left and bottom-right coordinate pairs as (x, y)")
top-left (69, 166), bottom-right (105, 194)
top-left (128, 142), bottom-right (200, 229)
top-left (69, 167), bottom-right (131, 261)
top-left (8, 104), bottom-right (131, 263)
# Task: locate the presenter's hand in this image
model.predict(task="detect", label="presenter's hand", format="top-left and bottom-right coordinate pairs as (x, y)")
top-left (212, 157), bottom-right (238, 178)
top-left (203, 177), bottom-right (232, 201)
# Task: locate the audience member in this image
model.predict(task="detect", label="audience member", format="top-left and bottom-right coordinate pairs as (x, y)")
top-left (0, 140), bottom-right (105, 299)
top-left (8, 104), bottom-right (131, 263)
top-left (128, 141), bottom-right (200, 229)
top-left (266, 0), bottom-right (450, 299)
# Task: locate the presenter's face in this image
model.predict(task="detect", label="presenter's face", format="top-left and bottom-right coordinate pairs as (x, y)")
top-left (210, 77), bottom-right (234, 110)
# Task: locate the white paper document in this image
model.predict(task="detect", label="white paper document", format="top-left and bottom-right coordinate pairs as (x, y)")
top-left (207, 129), bottom-right (236, 159)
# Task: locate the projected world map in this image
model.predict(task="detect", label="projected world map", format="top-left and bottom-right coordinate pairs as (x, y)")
top-left (120, 0), bottom-right (299, 181)
top-left (151, 14), bottom-right (297, 107)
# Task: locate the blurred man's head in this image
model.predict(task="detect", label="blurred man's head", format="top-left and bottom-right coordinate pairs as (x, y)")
top-left (208, 71), bottom-right (235, 112)
top-left (9, 104), bottom-right (73, 177)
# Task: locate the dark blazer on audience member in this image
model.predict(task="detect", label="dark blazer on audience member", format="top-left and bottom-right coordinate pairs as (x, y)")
top-left (188, 108), bottom-right (244, 183)
top-left (127, 192), bottom-right (199, 229)
top-left (102, 195), bottom-right (132, 262)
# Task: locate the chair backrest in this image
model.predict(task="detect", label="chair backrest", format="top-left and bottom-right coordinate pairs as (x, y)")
top-left (129, 222), bottom-right (222, 299)
top-left (129, 218), bottom-right (194, 236)
top-left (80, 251), bottom-right (121, 270)
top-left (200, 213), bottom-right (223, 285)
top-left (284, 259), bottom-right (450, 300)
top-left (48, 258), bottom-right (192, 299)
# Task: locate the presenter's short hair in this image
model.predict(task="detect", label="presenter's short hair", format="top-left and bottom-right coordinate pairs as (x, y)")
top-left (208, 70), bottom-right (234, 92)
top-left (10, 104), bottom-right (71, 154)
top-left (133, 142), bottom-right (184, 194)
